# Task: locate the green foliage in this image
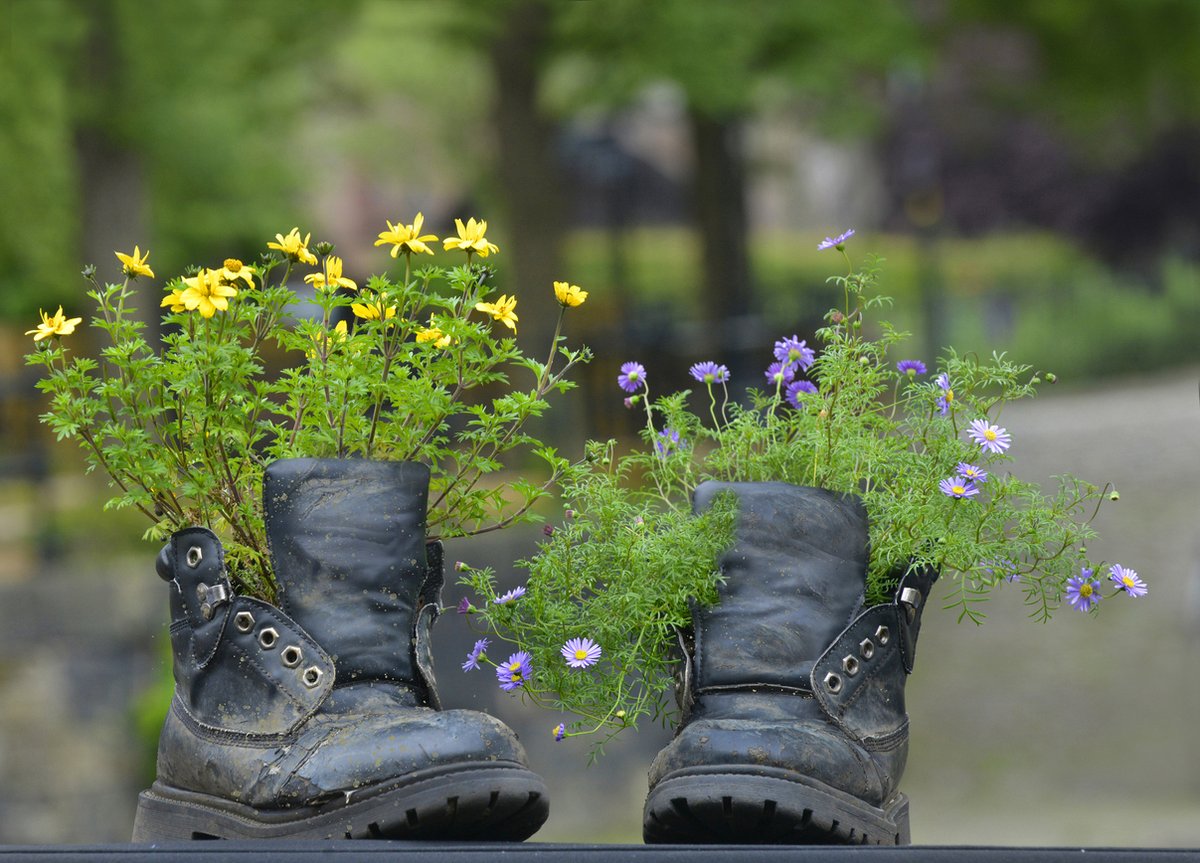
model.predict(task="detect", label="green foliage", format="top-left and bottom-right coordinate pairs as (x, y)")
top-left (460, 243), bottom-right (1128, 757)
top-left (25, 225), bottom-right (589, 601)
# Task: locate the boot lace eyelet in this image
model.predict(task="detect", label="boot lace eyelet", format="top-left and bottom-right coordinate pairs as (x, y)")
top-left (258, 627), bottom-right (279, 650)
top-left (186, 546), bottom-right (203, 568)
top-left (842, 655), bottom-right (860, 676)
top-left (875, 624), bottom-right (891, 645)
top-left (302, 666), bottom-right (323, 688)
top-left (859, 638), bottom-right (875, 659)
top-left (280, 645), bottom-right (303, 668)
top-left (234, 611), bottom-right (255, 633)
top-left (823, 671), bottom-right (843, 694)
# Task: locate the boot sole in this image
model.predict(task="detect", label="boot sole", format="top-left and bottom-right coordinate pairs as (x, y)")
top-left (642, 766), bottom-right (910, 845)
top-left (132, 762), bottom-right (548, 842)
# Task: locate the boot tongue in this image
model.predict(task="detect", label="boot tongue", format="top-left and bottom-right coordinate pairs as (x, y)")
top-left (264, 458), bottom-right (431, 687)
top-left (693, 482), bottom-right (868, 693)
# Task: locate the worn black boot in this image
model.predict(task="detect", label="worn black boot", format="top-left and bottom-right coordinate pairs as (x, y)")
top-left (132, 458), bottom-right (549, 841)
top-left (642, 481), bottom-right (937, 845)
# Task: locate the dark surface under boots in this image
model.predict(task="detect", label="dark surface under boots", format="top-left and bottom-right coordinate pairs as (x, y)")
top-left (132, 458), bottom-right (549, 841)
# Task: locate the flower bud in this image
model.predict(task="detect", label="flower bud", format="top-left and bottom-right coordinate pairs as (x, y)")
top-left (455, 560), bottom-right (469, 572)
top-left (1045, 372), bottom-right (1057, 383)
top-left (314, 241), bottom-right (335, 257)
top-left (80, 264), bottom-right (97, 279)
top-left (1110, 491), bottom-right (1120, 501)
top-left (543, 524), bottom-right (555, 537)
top-left (830, 310), bottom-right (845, 324)
top-left (1031, 376), bottom-right (1041, 385)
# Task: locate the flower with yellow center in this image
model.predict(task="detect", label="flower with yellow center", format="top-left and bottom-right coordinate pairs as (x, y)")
top-left (115, 246), bottom-right (155, 279)
top-left (160, 288), bottom-right (187, 313)
top-left (553, 281), bottom-right (588, 308)
top-left (304, 256), bottom-right (358, 292)
top-left (374, 213), bottom-right (438, 258)
top-left (180, 268), bottom-right (238, 318)
top-left (475, 294), bottom-right (518, 332)
top-left (26, 306), bottom-right (83, 341)
top-left (443, 217), bottom-right (499, 258)
top-left (415, 319), bottom-right (453, 348)
top-left (216, 258), bottom-right (256, 288)
top-left (267, 227), bottom-right (319, 266)
top-left (351, 299), bottom-right (397, 321)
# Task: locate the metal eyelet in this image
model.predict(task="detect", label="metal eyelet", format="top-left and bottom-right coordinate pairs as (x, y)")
top-left (824, 671), bottom-right (843, 694)
top-left (185, 546), bottom-right (203, 568)
top-left (302, 666), bottom-right (324, 689)
top-left (859, 638), bottom-right (875, 660)
top-left (842, 655), bottom-right (860, 677)
top-left (280, 645), bottom-right (303, 668)
top-left (875, 624), bottom-right (891, 645)
top-left (258, 627), bottom-right (279, 650)
top-left (234, 611), bottom-right (255, 633)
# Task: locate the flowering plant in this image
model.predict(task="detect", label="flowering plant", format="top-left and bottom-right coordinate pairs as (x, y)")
top-left (456, 230), bottom-right (1142, 756)
top-left (24, 217), bottom-right (589, 601)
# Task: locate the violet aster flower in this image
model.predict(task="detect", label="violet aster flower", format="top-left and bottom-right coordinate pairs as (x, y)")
top-left (764, 361), bottom-right (796, 387)
top-left (1066, 570), bottom-right (1102, 612)
top-left (561, 637), bottom-right (602, 669)
top-left (935, 372), bottom-right (954, 415)
top-left (896, 359), bottom-right (927, 376)
top-left (956, 462), bottom-right (988, 483)
top-left (496, 651), bottom-right (533, 691)
top-left (817, 228), bottom-right (856, 251)
top-left (655, 427), bottom-right (681, 457)
top-left (618, 361), bottom-right (646, 393)
top-left (689, 361), bottom-right (730, 384)
top-left (462, 638), bottom-right (489, 672)
top-left (553, 723), bottom-right (566, 742)
top-left (456, 596), bottom-right (474, 615)
top-left (493, 585), bottom-right (527, 605)
top-left (786, 379), bottom-right (818, 409)
top-left (968, 419), bottom-right (1012, 454)
top-left (1109, 564), bottom-right (1147, 597)
top-left (774, 335), bottom-right (816, 371)
top-left (939, 477), bottom-right (979, 499)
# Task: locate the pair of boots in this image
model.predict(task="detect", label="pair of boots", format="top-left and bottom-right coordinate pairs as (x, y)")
top-left (132, 460), bottom-right (934, 844)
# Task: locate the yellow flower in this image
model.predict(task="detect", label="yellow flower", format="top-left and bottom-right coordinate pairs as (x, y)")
top-left (26, 306), bottom-right (83, 341)
top-left (160, 288), bottom-right (187, 313)
top-left (553, 280), bottom-right (588, 308)
top-left (475, 294), bottom-right (518, 332)
top-left (304, 255), bottom-right (358, 292)
top-left (374, 212), bottom-right (438, 258)
top-left (415, 319), bottom-right (452, 348)
top-left (443, 217), bottom-right (499, 258)
top-left (180, 268), bottom-right (238, 318)
top-left (308, 320), bottom-right (348, 358)
top-left (351, 300), bottom-right (397, 321)
top-left (216, 258), bottom-right (256, 288)
top-left (267, 227), bottom-right (318, 266)
top-left (115, 246), bottom-right (155, 279)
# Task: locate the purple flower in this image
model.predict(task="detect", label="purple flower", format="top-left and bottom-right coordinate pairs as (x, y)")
top-left (689, 361), bottom-right (730, 384)
top-left (561, 637), bottom-right (602, 669)
top-left (655, 427), bottom-right (681, 457)
top-left (939, 477), bottom-right (980, 499)
top-left (979, 558), bottom-right (1020, 583)
top-left (968, 419), bottom-right (1012, 455)
top-left (456, 596), bottom-right (474, 615)
top-left (786, 379), bottom-right (818, 409)
top-left (618, 361), bottom-right (646, 393)
top-left (497, 651), bottom-right (533, 691)
top-left (1066, 570), bottom-right (1101, 612)
top-left (1109, 564), bottom-right (1147, 597)
top-left (764, 361), bottom-right (796, 387)
top-left (494, 585), bottom-right (527, 605)
top-left (817, 228), bottom-right (856, 251)
top-left (773, 336), bottom-right (815, 371)
top-left (936, 373), bottom-right (954, 416)
top-left (896, 359), bottom-right (927, 376)
top-left (553, 723), bottom-right (566, 742)
top-left (462, 638), bottom-right (489, 672)
top-left (956, 462), bottom-right (988, 483)
top-left (543, 523), bottom-right (555, 537)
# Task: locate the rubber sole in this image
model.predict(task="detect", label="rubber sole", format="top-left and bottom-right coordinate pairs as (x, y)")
top-left (132, 763), bottom-right (548, 842)
top-left (642, 766), bottom-right (910, 845)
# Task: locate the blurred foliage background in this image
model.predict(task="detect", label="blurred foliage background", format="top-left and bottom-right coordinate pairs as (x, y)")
top-left (2, 0), bottom-right (1200, 846)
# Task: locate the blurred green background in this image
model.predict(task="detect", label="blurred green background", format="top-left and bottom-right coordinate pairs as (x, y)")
top-left (1, 0), bottom-right (1198, 846)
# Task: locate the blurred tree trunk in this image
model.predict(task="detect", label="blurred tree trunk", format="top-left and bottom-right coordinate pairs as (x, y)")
top-left (488, 0), bottom-right (567, 357)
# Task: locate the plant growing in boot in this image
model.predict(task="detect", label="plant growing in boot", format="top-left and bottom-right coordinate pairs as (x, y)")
top-left (25, 219), bottom-right (589, 841)
top-left (456, 230), bottom-right (1140, 844)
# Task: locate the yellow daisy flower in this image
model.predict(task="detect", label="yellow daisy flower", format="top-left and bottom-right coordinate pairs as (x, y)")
top-left (267, 227), bottom-right (318, 266)
top-left (26, 306), bottom-right (83, 341)
top-left (115, 246), bottom-right (155, 279)
top-left (415, 318), bottom-right (453, 349)
top-left (475, 294), bottom-right (518, 332)
top-left (553, 281), bottom-right (588, 308)
top-left (374, 212), bottom-right (438, 258)
top-left (304, 256), bottom-right (358, 292)
top-left (443, 217), bottom-right (499, 258)
top-left (180, 268), bottom-right (238, 318)
top-left (160, 288), bottom-right (187, 313)
top-left (351, 300), bottom-right (397, 321)
top-left (216, 258), bottom-right (256, 288)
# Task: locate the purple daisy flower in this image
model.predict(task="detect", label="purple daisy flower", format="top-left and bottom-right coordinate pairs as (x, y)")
top-left (939, 477), bottom-right (980, 499)
top-left (764, 361), bottom-right (796, 388)
top-left (935, 372), bottom-right (954, 415)
top-left (786, 379), bottom-right (818, 409)
top-left (1109, 564), bottom-right (1147, 597)
top-left (817, 228), bottom-right (856, 251)
top-left (561, 637), bottom-right (602, 669)
top-left (497, 651), bottom-right (533, 691)
top-left (456, 596), bottom-right (474, 615)
top-left (1066, 570), bottom-right (1102, 612)
top-left (968, 419), bottom-right (1012, 455)
top-left (655, 427), bottom-right (681, 458)
top-left (493, 585), bottom-right (527, 605)
top-left (618, 361), bottom-right (646, 393)
top-left (462, 638), bottom-right (489, 672)
top-left (956, 462), bottom-right (988, 483)
top-left (689, 361), bottom-right (730, 384)
top-left (773, 335), bottom-right (816, 371)
top-left (553, 723), bottom-right (566, 742)
top-left (896, 359), bottom-right (927, 376)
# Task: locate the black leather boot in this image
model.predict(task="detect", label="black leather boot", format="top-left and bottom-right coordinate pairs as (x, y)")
top-left (642, 481), bottom-right (937, 845)
top-left (132, 458), bottom-right (549, 841)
